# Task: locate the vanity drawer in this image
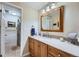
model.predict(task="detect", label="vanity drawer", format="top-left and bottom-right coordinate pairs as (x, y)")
top-left (48, 45), bottom-right (74, 57)
top-left (58, 50), bottom-right (74, 57)
top-left (48, 45), bottom-right (60, 57)
top-left (48, 54), bottom-right (54, 57)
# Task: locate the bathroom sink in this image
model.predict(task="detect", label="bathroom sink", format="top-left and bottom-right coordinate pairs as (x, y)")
top-left (64, 38), bottom-right (79, 46)
top-left (43, 35), bottom-right (79, 46)
top-left (41, 34), bottom-right (79, 46)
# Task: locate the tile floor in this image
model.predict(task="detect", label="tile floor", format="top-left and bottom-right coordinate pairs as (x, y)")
top-left (4, 40), bottom-right (20, 57)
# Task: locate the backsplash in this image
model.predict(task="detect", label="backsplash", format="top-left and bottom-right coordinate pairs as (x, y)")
top-left (41, 32), bottom-right (79, 46)
top-left (41, 32), bottom-right (64, 39)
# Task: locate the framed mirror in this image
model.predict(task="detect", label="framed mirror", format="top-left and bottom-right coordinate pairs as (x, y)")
top-left (41, 6), bottom-right (64, 32)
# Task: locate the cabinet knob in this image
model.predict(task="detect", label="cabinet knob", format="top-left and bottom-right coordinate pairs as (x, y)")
top-left (58, 54), bottom-right (61, 57)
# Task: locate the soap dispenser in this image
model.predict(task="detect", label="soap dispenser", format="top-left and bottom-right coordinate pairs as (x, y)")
top-left (31, 25), bottom-right (35, 36)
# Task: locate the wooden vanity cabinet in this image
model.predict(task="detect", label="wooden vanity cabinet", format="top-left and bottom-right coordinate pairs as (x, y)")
top-left (29, 37), bottom-right (47, 57)
top-left (29, 37), bottom-right (34, 56)
top-left (29, 37), bottom-right (74, 57)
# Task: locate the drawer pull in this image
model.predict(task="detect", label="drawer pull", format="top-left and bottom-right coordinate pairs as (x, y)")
top-left (58, 54), bottom-right (61, 57)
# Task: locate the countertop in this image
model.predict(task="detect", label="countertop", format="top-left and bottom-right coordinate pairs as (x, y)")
top-left (29, 35), bottom-right (79, 56)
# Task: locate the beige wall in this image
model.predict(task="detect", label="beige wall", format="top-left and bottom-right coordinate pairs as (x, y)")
top-left (11, 3), bottom-right (39, 56)
top-left (21, 4), bottom-right (39, 56)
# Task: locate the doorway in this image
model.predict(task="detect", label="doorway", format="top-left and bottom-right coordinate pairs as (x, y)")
top-left (2, 3), bottom-right (21, 57)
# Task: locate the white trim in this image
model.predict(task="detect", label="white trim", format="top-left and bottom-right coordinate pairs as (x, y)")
top-left (22, 52), bottom-right (30, 57)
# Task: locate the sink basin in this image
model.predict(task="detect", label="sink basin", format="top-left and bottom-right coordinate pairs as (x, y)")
top-left (64, 38), bottom-right (79, 46)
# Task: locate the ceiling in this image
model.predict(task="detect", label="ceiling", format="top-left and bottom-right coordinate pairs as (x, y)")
top-left (22, 2), bottom-right (48, 10)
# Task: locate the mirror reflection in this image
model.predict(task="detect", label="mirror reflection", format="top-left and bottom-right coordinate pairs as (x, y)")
top-left (42, 8), bottom-right (60, 30)
top-left (41, 6), bottom-right (64, 32)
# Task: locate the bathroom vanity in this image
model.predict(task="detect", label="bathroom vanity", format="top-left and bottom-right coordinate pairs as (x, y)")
top-left (28, 36), bottom-right (79, 57)
top-left (28, 5), bottom-right (79, 57)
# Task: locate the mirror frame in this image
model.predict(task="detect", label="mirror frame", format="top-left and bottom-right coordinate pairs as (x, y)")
top-left (40, 6), bottom-right (64, 32)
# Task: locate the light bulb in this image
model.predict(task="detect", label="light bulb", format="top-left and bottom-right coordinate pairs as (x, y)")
top-left (42, 9), bottom-right (45, 14)
top-left (46, 6), bottom-right (50, 11)
top-left (51, 3), bottom-right (56, 9)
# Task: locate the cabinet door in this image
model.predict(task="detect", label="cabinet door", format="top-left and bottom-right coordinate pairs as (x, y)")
top-left (34, 40), bottom-right (41, 57)
top-left (48, 45), bottom-right (60, 57)
top-left (40, 42), bottom-right (47, 57)
top-left (29, 37), bottom-right (34, 56)
top-left (34, 40), bottom-right (47, 57)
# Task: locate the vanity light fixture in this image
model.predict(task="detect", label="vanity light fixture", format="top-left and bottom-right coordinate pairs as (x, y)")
top-left (41, 2), bottom-right (57, 14)
top-left (42, 9), bottom-right (45, 14)
top-left (46, 6), bottom-right (50, 11)
top-left (51, 3), bottom-right (56, 9)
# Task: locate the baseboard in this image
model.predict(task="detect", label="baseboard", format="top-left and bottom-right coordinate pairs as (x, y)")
top-left (22, 52), bottom-right (30, 57)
